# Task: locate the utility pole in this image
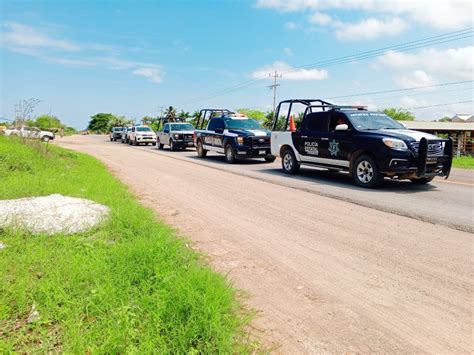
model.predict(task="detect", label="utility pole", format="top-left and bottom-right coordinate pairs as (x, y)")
top-left (268, 70), bottom-right (282, 117)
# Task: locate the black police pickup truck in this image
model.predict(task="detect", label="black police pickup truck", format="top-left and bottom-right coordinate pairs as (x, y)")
top-left (194, 108), bottom-right (276, 163)
top-left (270, 99), bottom-right (453, 188)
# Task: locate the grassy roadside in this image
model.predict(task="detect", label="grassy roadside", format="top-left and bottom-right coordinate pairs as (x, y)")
top-left (0, 136), bottom-right (254, 353)
top-left (452, 156), bottom-right (474, 169)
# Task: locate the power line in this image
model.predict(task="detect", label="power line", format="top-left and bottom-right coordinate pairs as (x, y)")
top-left (405, 100), bottom-right (473, 110)
top-left (176, 28), bottom-right (473, 106)
top-left (328, 80), bottom-right (473, 99)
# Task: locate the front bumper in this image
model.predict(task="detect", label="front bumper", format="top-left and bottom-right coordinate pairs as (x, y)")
top-left (136, 136), bottom-right (156, 142)
top-left (173, 139), bottom-right (195, 147)
top-left (235, 145), bottom-right (272, 158)
top-left (380, 138), bottom-right (453, 179)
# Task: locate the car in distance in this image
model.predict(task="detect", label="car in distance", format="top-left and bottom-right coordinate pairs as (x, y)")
top-left (271, 99), bottom-right (452, 188)
top-left (128, 126), bottom-right (157, 146)
top-left (109, 127), bottom-right (123, 141)
top-left (121, 126), bottom-right (132, 144)
top-left (194, 109), bottom-right (275, 163)
top-left (4, 126), bottom-right (55, 142)
top-left (157, 122), bottom-right (195, 150)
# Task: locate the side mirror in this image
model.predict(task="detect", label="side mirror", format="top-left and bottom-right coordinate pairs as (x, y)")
top-left (335, 124), bottom-right (349, 131)
top-left (164, 129), bottom-right (169, 133)
top-left (401, 122), bottom-right (407, 129)
top-left (215, 128), bottom-right (224, 134)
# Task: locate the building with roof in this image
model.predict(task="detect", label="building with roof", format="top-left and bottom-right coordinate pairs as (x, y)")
top-left (401, 121), bottom-right (473, 156)
top-left (450, 114), bottom-right (473, 122)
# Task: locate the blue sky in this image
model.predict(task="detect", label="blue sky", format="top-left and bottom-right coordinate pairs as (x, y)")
top-left (1, 0), bottom-right (473, 128)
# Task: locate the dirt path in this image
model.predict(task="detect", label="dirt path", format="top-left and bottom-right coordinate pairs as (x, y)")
top-left (57, 135), bottom-right (473, 353)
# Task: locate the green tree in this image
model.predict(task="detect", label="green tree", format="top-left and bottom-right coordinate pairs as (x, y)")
top-left (177, 110), bottom-right (190, 118)
top-left (88, 113), bottom-right (117, 133)
top-left (35, 114), bottom-right (64, 130)
top-left (382, 108), bottom-right (415, 121)
top-left (262, 111), bottom-right (274, 129)
top-left (438, 116), bottom-right (451, 122)
top-left (235, 108), bottom-right (266, 122)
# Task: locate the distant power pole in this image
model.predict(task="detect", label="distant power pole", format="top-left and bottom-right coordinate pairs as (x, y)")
top-left (268, 70), bottom-right (282, 116)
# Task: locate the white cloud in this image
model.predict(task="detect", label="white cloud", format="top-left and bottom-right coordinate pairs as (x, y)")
top-left (379, 46), bottom-right (474, 80)
top-left (251, 61), bottom-right (328, 80)
top-left (308, 12), bottom-right (332, 25)
top-left (335, 17), bottom-right (407, 40)
top-left (255, 0), bottom-right (473, 30)
top-left (399, 96), bottom-right (429, 108)
top-left (1, 22), bottom-right (80, 51)
top-left (284, 22), bottom-right (300, 30)
top-left (0, 22), bottom-right (166, 84)
top-left (394, 70), bottom-right (437, 88)
top-left (131, 67), bottom-right (164, 83)
top-left (283, 47), bottom-right (293, 56)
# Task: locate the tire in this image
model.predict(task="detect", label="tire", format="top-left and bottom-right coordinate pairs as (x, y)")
top-left (225, 144), bottom-right (237, 164)
top-left (265, 156), bottom-right (276, 163)
top-left (110, 137), bottom-right (113, 141)
top-left (196, 140), bottom-right (207, 158)
top-left (128, 139), bottom-right (132, 145)
top-left (410, 176), bottom-right (435, 184)
top-left (352, 154), bottom-right (384, 188)
top-left (42, 136), bottom-right (50, 143)
top-left (281, 148), bottom-right (300, 174)
top-left (169, 139), bottom-right (176, 151)
top-left (134, 139), bottom-right (138, 146)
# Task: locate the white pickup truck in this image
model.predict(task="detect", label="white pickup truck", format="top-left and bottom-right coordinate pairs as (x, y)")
top-left (128, 126), bottom-right (157, 146)
top-left (4, 126), bottom-right (55, 142)
top-left (156, 122), bottom-right (195, 151)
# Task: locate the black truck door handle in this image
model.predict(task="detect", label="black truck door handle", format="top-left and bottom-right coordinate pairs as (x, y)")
top-left (301, 136), bottom-right (308, 138)
top-left (321, 137), bottom-right (329, 141)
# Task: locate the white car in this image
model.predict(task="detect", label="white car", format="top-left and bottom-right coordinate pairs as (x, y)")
top-left (4, 126), bottom-right (55, 142)
top-left (128, 126), bottom-right (157, 146)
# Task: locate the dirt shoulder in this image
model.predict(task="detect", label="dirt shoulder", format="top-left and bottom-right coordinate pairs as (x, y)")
top-left (57, 135), bottom-right (473, 353)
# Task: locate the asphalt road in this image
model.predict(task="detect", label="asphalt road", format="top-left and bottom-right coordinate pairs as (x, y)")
top-left (57, 135), bottom-right (473, 353)
top-left (135, 138), bottom-right (471, 232)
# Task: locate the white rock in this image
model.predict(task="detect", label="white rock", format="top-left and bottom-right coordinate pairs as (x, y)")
top-left (0, 194), bottom-right (109, 235)
top-left (27, 304), bottom-right (40, 323)
top-left (0, 242), bottom-right (5, 250)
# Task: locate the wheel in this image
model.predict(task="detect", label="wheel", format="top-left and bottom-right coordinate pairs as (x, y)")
top-left (265, 156), bottom-right (276, 163)
top-left (196, 140), bottom-right (207, 158)
top-left (225, 144), bottom-right (237, 164)
top-left (110, 137), bottom-right (113, 141)
top-left (352, 154), bottom-right (384, 188)
top-left (128, 139), bottom-right (132, 145)
top-left (42, 136), bottom-right (50, 143)
top-left (169, 139), bottom-right (176, 151)
top-left (134, 139), bottom-right (138, 146)
top-left (410, 176), bottom-right (435, 184)
top-left (281, 148), bottom-right (300, 174)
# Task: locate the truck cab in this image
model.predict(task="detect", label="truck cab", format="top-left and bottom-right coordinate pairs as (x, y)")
top-left (194, 109), bottom-right (275, 163)
top-left (271, 99), bottom-right (453, 188)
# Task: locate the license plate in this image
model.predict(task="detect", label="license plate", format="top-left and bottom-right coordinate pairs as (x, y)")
top-left (259, 150), bottom-right (266, 155)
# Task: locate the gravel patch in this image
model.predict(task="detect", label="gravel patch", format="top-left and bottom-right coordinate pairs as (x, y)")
top-left (0, 194), bottom-right (109, 235)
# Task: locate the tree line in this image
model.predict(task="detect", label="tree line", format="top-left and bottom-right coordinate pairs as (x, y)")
top-left (86, 106), bottom-right (420, 133)
top-left (0, 114), bottom-right (77, 135)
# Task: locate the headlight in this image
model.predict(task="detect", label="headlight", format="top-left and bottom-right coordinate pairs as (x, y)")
top-left (174, 134), bottom-right (180, 139)
top-left (382, 138), bottom-right (408, 150)
top-left (236, 136), bottom-right (244, 144)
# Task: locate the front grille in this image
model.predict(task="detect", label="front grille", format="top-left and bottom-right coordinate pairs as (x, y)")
top-left (250, 136), bottom-right (270, 149)
top-left (410, 141), bottom-right (444, 156)
top-left (184, 134), bottom-right (193, 140)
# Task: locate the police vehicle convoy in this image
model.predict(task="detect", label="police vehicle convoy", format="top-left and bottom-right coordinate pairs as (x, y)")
top-left (157, 121), bottom-right (195, 150)
top-left (194, 108), bottom-right (276, 163)
top-left (270, 99), bottom-right (452, 188)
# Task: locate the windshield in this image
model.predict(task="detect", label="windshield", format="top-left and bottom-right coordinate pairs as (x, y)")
top-left (113, 127), bottom-right (122, 131)
top-left (347, 112), bottom-right (404, 130)
top-left (170, 123), bottom-right (194, 131)
top-left (224, 117), bottom-right (263, 130)
top-left (136, 127), bottom-right (152, 132)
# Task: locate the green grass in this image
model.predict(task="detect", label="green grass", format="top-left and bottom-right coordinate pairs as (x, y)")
top-left (452, 155), bottom-right (474, 169)
top-left (0, 136), bottom-right (254, 353)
